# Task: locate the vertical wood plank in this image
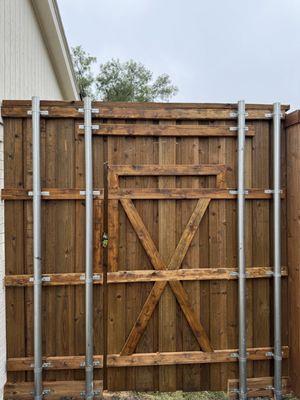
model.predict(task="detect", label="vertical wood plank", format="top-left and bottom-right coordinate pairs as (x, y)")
top-left (252, 121), bottom-right (271, 377)
top-left (158, 129), bottom-right (177, 391)
top-left (209, 135), bottom-right (227, 390)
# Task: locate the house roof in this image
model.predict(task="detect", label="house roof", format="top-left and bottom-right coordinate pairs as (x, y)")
top-left (31, 0), bottom-right (80, 100)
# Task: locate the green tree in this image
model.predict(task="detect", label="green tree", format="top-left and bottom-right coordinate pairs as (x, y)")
top-left (71, 46), bottom-right (96, 98)
top-left (95, 59), bottom-right (178, 102)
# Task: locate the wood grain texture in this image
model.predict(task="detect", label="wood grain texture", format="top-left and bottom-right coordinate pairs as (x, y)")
top-left (3, 102), bottom-right (289, 393)
top-left (76, 123), bottom-right (256, 137)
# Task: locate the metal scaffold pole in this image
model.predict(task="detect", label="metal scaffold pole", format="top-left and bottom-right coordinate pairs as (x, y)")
top-left (273, 102), bottom-right (282, 400)
top-left (84, 97), bottom-right (94, 399)
top-left (32, 96), bottom-right (43, 400)
top-left (237, 100), bottom-right (247, 400)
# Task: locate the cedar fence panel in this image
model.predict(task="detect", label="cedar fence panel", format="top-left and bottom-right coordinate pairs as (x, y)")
top-left (1, 101), bottom-right (291, 396)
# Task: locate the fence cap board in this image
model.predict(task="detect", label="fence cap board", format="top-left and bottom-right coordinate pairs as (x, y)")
top-left (1, 100), bottom-right (290, 120)
top-left (285, 110), bottom-right (300, 128)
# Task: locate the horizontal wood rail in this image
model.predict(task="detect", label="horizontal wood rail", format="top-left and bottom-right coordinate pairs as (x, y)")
top-left (106, 266), bottom-right (288, 283)
top-left (227, 377), bottom-right (290, 399)
top-left (76, 123), bottom-right (256, 137)
top-left (7, 346), bottom-right (288, 371)
top-left (5, 267), bottom-right (288, 287)
top-left (108, 163), bottom-right (227, 176)
top-left (1, 100), bottom-right (289, 120)
top-left (1, 188), bottom-right (104, 200)
top-left (4, 380), bottom-right (103, 399)
top-left (109, 188), bottom-right (280, 200)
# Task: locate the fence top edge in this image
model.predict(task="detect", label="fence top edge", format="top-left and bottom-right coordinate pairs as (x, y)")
top-left (1, 99), bottom-right (290, 110)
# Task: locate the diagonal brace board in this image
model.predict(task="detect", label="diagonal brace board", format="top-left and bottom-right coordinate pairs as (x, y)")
top-left (120, 198), bottom-right (212, 355)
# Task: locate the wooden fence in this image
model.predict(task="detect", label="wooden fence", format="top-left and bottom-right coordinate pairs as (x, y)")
top-left (1, 101), bottom-right (293, 398)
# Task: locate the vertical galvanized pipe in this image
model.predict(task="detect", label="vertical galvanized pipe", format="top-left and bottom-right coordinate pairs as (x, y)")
top-left (32, 96), bottom-right (43, 400)
top-left (237, 100), bottom-right (247, 400)
top-left (273, 102), bottom-right (282, 400)
top-left (84, 97), bottom-right (94, 399)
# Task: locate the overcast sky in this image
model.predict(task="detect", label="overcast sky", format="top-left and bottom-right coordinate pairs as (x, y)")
top-left (58, 0), bottom-right (300, 110)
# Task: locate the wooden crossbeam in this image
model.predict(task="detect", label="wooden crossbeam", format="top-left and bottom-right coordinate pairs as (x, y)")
top-left (1, 100), bottom-right (289, 120)
top-left (120, 198), bottom-right (213, 354)
top-left (227, 376), bottom-right (290, 399)
top-left (6, 346), bottom-right (289, 371)
top-left (4, 380), bottom-right (103, 399)
top-left (4, 267), bottom-right (288, 286)
top-left (109, 188), bottom-right (277, 200)
top-left (76, 123), bottom-right (256, 137)
top-left (1, 188), bottom-right (104, 200)
top-left (108, 163), bottom-right (227, 176)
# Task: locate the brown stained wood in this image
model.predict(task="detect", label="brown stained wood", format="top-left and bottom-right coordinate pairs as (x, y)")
top-left (227, 376), bottom-right (290, 399)
top-left (3, 102), bottom-right (290, 392)
top-left (5, 266), bottom-right (288, 286)
top-left (108, 164), bottom-right (227, 176)
top-left (1, 188), bottom-right (104, 200)
top-left (286, 121), bottom-right (300, 396)
top-left (1, 100), bottom-right (289, 119)
top-left (120, 199), bottom-right (212, 355)
top-left (109, 346), bottom-right (289, 367)
top-left (108, 200), bottom-right (119, 272)
top-left (6, 345), bottom-right (289, 371)
top-left (76, 123), bottom-right (256, 137)
top-left (7, 355), bottom-right (103, 371)
top-left (4, 380), bottom-right (103, 399)
top-left (94, 200), bottom-right (103, 273)
top-left (110, 188), bottom-right (275, 200)
top-left (5, 272), bottom-right (103, 286)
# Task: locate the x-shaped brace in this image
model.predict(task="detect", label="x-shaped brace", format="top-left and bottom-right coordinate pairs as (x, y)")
top-left (119, 197), bottom-right (213, 355)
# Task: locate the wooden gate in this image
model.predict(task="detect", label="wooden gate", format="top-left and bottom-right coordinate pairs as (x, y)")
top-left (1, 101), bottom-right (290, 398)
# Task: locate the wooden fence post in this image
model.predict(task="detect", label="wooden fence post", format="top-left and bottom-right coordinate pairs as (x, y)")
top-left (286, 110), bottom-right (300, 397)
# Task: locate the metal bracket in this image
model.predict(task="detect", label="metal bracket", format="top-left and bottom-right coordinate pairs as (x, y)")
top-left (78, 124), bottom-right (99, 130)
top-left (78, 108), bottom-right (99, 114)
top-left (80, 390), bottom-right (101, 397)
top-left (265, 385), bottom-right (274, 390)
top-left (229, 190), bottom-right (249, 195)
top-left (28, 191), bottom-right (50, 196)
top-left (264, 189), bottom-right (283, 194)
top-left (230, 352), bottom-right (239, 358)
top-left (42, 389), bottom-right (51, 396)
top-left (29, 276), bottom-right (51, 283)
top-left (27, 110), bottom-right (49, 116)
top-left (230, 112), bottom-right (249, 118)
top-left (79, 190), bottom-right (101, 196)
top-left (265, 112), bottom-right (284, 118)
top-left (42, 362), bottom-right (52, 368)
top-left (229, 271), bottom-right (239, 277)
top-left (229, 126), bottom-right (249, 131)
top-left (80, 274), bottom-right (101, 281)
top-left (266, 351), bottom-right (274, 357)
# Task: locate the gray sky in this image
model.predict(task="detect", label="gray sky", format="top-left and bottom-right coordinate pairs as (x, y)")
top-left (58, 0), bottom-right (300, 110)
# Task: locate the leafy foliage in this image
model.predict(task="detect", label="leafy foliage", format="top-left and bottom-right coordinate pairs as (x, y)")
top-left (71, 46), bottom-right (96, 99)
top-left (95, 59), bottom-right (178, 102)
top-left (71, 46), bottom-right (178, 102)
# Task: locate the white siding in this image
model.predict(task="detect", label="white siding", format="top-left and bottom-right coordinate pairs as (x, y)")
top-left (0, 0), bottom-right (66, 397)
top-left (0, 0), bottom-right (63, 100)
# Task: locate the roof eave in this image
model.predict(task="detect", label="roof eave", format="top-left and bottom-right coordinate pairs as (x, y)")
top-left (31, 0), bottom-right (80, 100)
